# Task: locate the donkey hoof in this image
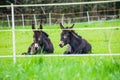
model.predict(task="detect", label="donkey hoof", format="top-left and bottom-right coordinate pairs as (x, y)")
top-left (21, 52), bottom-right (27, 55)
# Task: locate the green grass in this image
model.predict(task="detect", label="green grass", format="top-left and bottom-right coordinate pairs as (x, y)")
top-left (1, 19), bottom-right (120, 29)
top-left (0, 56), bottom-right (120, 80)
top-left (0, 19), bottom-right (120, 55)
top-left (0, 19), bottom-right (120, 79)
top-left (0, 29), bottom-right (120, 55)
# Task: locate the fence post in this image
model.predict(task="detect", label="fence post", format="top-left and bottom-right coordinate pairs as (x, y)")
top-left (108, 30), bottom-right (114, 54)
top-left (87, 11), bottom-right (90, 23)
top-left (108, 30), bottom-right (115, 63)
top-left (98, 16), bottom-right (100, 21)
top-left (11, 3), bottom-right (16, 64)
top-left (119, 9), bottom-right (120, 18)
top-left (7, 15), bottom-right (10, 27)
top-left (61, 14), bottom-right (64, 24)
top-left (33, 14), bottom-right (37, 26)
top-left (22, 14), bottom-right (24, 28)
top-left (49, 13), bottom-right (51, 25)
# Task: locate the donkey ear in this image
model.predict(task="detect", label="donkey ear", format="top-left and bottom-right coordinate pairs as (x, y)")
top-left (60, 23), bottom-right (64, 29)
top-left (39, 24), bottom-right (43, 30)
top-left (32, 21), bottom-right (35, 30)
top-left (70, 24), bottom-right (74, 29)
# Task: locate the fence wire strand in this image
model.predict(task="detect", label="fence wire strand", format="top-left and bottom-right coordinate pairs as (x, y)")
top-left (0, 0), bottom-right (120, 8)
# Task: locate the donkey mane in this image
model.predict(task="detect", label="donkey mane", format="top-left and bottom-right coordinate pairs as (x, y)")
top-left (65, 26), bottom-right (82, 39)
top-left (70, 30), bottom-right (82, 39)
top-left (41, 31), bottom-right (49, 37)
top-left (64, 27), bottom-right (82, 40)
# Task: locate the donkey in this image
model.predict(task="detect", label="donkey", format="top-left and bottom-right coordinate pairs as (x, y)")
top-left (30, 22), bottom-right (54, 54)
top-left (22, 23), bottom-right (54, 55)
top-left (59, 23), bottom-right (92, 54)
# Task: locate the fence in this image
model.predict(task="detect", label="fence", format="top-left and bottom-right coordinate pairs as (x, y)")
top-left (0, 0), bottom-right (120, 64)
top-left (0, 0), bottom-right (120, 27)
top-left (0, 9), bottom-right (120, 27)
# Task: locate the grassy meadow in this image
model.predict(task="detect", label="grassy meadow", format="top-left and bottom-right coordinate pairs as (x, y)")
top-left (0, 19), bottom-right (120, 55)
top-left (0, 19), bottom-right (120, 80)
top-left (0, 56), bottom-right (120, 80)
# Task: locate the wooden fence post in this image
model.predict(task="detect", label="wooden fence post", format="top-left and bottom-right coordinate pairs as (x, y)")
top-left (33, 14), bottom-right (37, 26)
top-left (7, 15), bottom-right (10, 27)
top-left (61, 14), bottom-right (64, 24)
top-left (87, 11), bottom-right (90, 23)
top-left (49, 13), bottom-right (51, 25)
top-left (22, 14), bottom-right (24, 28)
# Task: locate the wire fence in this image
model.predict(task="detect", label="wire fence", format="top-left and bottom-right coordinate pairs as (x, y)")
top-left (0, 9), bottom-right (120, 27)
top-left (0, 0), bottom-right (120, 27)
top-left (0, 54), bottom-right (120, 58)
top-left (0, 27), bottom-right (120, 62)
top-left (0, 0), bottom-right (120, 64)
top-left (0, 0), bottom-right (120, 8)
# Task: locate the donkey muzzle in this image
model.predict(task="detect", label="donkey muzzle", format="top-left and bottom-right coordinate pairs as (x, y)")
top-left (35, 43), bottom-right (39, 48)
top-left (59, 41), bottom-right (64, 48)
top-left (34, 43), bottom-right (40, 51)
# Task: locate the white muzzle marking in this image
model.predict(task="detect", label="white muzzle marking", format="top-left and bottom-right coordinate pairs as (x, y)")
top-left (35, 43), bottom-right (39, 48)
top-left (60, 41), bottom-right (64, 46)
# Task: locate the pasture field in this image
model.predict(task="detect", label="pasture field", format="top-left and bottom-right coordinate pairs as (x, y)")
top-left (0, 19), bottom-right (120, 55)
top-left (0, 19), bottom-right (120, 80)
top-left (0, 56), bottom-right (120, 80)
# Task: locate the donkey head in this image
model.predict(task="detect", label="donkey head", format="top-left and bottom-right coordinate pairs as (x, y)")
top-left (32, 22), bottom-right (43, 49)
top-left (59, 23), bottom-right (74, 47)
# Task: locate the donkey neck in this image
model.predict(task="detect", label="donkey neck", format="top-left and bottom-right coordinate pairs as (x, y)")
top-left (69, 32), bottom-right (82, 51)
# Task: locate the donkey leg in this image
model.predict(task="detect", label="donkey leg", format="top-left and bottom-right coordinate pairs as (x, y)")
top-left (21, 46), bottom-right (31, 55)
top-left (27, 45), bottom-right (36, 55)
top-left (21, 52), bottom-right (28, 55)
top-left (64, 45), bottom-right (72, 54)
top-left (64, 51), bottom-right (71, 54)
top-left (27, 47), bottom-right (32, 55)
